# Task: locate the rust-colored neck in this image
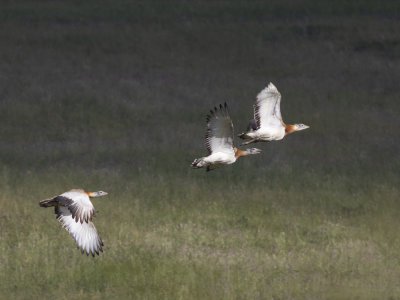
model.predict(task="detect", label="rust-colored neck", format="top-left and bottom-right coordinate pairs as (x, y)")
top-left (285, 124), bottom-right (296, 135)
top-left (234, 147), bottom-right (247, 158)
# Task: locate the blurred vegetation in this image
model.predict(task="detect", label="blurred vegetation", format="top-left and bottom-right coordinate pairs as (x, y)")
top-left (0, 0), bottom-right (399, 299)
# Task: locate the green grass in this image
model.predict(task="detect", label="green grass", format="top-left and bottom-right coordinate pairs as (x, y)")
top-left (1, 169), bottom-right (400, 299)
top-left (1, 1), bottom-right (400, 299)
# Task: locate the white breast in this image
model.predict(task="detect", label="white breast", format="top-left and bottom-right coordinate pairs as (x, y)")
top-left (204, 152), bottom-right (236, 165)
top-left (256, 126), bottom-right (285, 141)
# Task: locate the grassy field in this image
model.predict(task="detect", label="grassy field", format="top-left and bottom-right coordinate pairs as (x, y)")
top-left (1, 1), bottom-right (400, 299)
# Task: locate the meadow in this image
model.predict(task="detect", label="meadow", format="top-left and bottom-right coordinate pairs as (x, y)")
top-left (0, 1), bottom-right (400, 299)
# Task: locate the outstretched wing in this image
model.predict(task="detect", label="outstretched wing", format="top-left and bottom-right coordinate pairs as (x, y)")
top-left (253, 82), bottom-right (283, 129)
top-left (58, 191), bottom-right (95, 224)
top-left (55, 206), bottom-right (103, 256)
top-left (205, 103), bottom-right (235, 155)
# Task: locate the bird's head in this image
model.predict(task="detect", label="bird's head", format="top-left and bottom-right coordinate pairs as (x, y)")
top-left (245, 148), bottom-right (262, 155)
top-left (293, 123), bottom-right (310, 131)
top-left (87, 191), bottom-right (108, 198)
top-left (234, 147), bottom-right (261, 158)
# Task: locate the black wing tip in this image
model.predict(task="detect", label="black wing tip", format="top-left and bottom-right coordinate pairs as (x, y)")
top-left (216, 103), bottom-right (230, 114)
top-left (217, 102), bottom-right (228, 109)
top-left (79, 248), bottom-right (102, 257)
top-left (206, 102), bottom-right (230, 124)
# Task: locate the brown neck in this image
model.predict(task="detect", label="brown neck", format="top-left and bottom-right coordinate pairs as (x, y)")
top-left (285, 124), bottom-right (296, 135)
top-left (234, 147), bottom-right (247, 158)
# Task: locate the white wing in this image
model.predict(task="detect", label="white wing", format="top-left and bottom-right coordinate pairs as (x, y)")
top-left (55, 206), bottom-right (103, 256)
top-left (205, 103), bottom-right (235, 155)
top-left (254, 82), bottom-right (283, 129)
top-left (59, 190), bottom-right (95, 224)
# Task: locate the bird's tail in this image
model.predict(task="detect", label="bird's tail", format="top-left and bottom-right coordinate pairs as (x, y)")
top-left (191, 157), bottom-right (206, 169)
top-left (238, 131), bottom-right (253, 140)
top-left (237, 132), bottom-right (248, 139)
top-left (39, 197), bottom-right (57, 207)
top-left (238, 119), bottom-right (257, 140)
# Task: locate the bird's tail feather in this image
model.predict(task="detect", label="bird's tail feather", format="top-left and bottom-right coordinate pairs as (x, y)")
top-left (238, 119), bottom-right (257, 139)
top-left (191, 157), bottom-right (206, 169)
top-left (238, 132), bottom-right (253, 140)
top-left (39, 197), bottom-right (57, 207)
top-left (237, 132), bottom-right (247, 139)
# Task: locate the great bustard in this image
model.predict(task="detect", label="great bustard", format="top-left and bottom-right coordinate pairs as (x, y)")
top-left (238, 82), bottom-right (309, 145)
top-left (39, 189), bottom-right (107, 256)
top-left (191, 103), bottom-right (261, 171)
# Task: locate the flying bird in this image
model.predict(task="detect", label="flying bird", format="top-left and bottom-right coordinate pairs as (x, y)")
top-left (238, 82), bottom-right (309, 145)
top-left (191, 103), bottom-right (261, 171)
top-left (39, 189), bottom-right (108, 256)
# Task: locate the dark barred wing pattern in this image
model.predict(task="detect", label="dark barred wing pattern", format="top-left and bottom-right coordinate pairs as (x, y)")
top-left (55, 206), bottom-right (103, 256)
top-left (205, 103), bottom-right (234, 155)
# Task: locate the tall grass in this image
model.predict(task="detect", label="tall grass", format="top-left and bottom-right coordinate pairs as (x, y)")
top-left (0, 1), bottom-right (399, 299)
top-left (1, 169), bottom-right (400, 299)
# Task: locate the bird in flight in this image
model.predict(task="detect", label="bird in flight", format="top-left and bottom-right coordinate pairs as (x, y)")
top-left (238, 82), bottom-right (309, 145)
top-left (191, 102), bottom-right (261, 171)
top-left (39, 189), bottom-right (108, 256)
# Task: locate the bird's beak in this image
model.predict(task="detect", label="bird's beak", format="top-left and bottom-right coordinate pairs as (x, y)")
top-left (298, 125), bottom-right (310, 131)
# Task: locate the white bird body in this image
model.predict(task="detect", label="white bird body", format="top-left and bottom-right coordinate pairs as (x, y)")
top-left (194, 151), bottom-right (237, 170)
top-left (191, 103), bottom-right (261, 171)
top-left (40, 189), bottom-right (108, 256)
top-left (238, 82), bottom-right (309, 145)
top-left (243, 126), bottom-right (286, 141)
top-left (59, 190), bottom-right (96, 223)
